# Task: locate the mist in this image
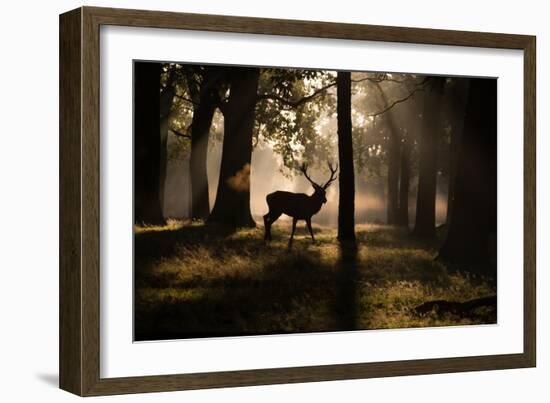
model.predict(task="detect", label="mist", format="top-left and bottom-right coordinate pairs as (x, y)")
top-left (163, 106), bottom-right (450, 228)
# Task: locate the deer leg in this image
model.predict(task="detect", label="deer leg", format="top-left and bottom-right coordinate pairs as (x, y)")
top-left (264, 212), bottom-right (281, 241)
top-left (263, 213), bottom-right (271, 241)
top-left (289, 218), bottom-right (298, 247)
top-left (306, 218), bottom-right (315, 242)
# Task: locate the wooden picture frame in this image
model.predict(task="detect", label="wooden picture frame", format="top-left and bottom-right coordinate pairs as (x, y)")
top-left (59, 6), bottom-right (536, 396)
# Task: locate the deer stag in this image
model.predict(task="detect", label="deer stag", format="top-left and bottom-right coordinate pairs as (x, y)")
top-left (263, 162), bottom-right (338, 245)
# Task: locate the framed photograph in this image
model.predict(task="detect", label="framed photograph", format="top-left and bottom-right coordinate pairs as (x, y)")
top-left (59, 6), bottom-right (536, 396)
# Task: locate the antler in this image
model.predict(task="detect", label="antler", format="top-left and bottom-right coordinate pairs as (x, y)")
top-left (323, 162), bottom-right (338, 189)
top-left (300, 163), bottom-right (319, 187)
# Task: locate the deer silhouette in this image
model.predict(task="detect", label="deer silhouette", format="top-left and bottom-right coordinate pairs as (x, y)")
top-left (263, 162), bottom-right (338, 245)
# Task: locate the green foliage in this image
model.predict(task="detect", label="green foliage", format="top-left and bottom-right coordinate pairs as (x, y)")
top-left (255, 69), bottom-right (337, 176)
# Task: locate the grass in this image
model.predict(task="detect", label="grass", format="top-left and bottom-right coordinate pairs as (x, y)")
top-left (134, 222), bottom-right (496, 341)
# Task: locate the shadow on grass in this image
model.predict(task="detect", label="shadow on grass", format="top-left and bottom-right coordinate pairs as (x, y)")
top-left (355, 225), bottom-right (443, 251)
top-left (334, 240), bottom-right (359, 331)
top-left (134, 223), bottom-right (496, 341)
top-left (135, 223), bottom-right (236, 261)
top-left (135, 245), bottom-right (347, 340)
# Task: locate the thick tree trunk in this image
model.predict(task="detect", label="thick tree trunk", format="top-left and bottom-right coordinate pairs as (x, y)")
top-left (438, 79), bottom-right (497, 270)
top-left (188, 68), bottom-right (224, 220)
top-left (189, 102), bottom-right (216, 220)
top-left (337, 71), bottom-right (356, 241)
top-left (397, 134), bottom-right (412, 227)
top-left (413, 78), bottom-right (445, 237)
top-left (208, 67), bottom-right (260, 228)
top-left (134, 62), bottom-right (165, 225)
top-left (445, 79), bottom-right (470, 226)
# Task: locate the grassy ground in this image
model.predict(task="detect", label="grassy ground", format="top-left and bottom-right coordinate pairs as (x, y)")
top-left (134, 221), bottom-right (496, 341)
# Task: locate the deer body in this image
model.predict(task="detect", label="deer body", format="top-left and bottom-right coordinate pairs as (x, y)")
top-left (263, 163), bottom-right (337, 245)
top-left (266, 191), bottom-right (324, 219)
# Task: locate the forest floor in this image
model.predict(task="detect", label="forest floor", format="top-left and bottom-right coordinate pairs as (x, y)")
top-left (134, 220), bottom-right (497, 341)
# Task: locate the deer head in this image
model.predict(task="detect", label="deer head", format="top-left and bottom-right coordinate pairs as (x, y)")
top-left (299, 162), bottom-right (338, 204)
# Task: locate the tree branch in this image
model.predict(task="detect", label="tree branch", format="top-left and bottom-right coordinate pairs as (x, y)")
top-left (173, 93), bottom-right (200, 106)
top-left (368, 86), bottom-right (425, 117)
top-left (170, 128), bottom-right (192, 139)
top-left (414, 295), bottom-right (496, 318)
top-left (257, 81), bottom-right (337, 108)
top-left (351, 76), bottom-right (407, 85)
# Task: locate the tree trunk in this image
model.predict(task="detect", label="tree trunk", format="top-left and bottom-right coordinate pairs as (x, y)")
top-left (374, 83), bottom-right (400, 225)
top-left (159, 73), bottom-right (175, 216)
top-left (208, 67), bottom-right (260, 228)
top-left (189, 100), bottom-right (216, 220)
top-left (134, 62), bottom-right (165, 225)
top-left (413, 78), bottom-right (445, 237)
top-left (188, 68), bottom-right (225, 220)
top-left (337, 71), bottom-right (356, 241)
top-left (397, 133), bottom-right (412, 227)
top-left (445, 79), bottom-right (470, 226)
top-left (387, 132), bottom-right (400, 225)
top-left (438, 78), bottom-right (497, 270)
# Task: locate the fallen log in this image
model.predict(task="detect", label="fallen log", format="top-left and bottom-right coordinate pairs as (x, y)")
top-left (414, 295), bottom-right (496, 318)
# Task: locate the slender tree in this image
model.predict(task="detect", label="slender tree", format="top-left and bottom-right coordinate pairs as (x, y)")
top-left (438, 78), bottom-right (497, 269)
top-left (396, 131), bottom-right (412, 226)
top-left (366, 77), bottom-right (427, 227)
top-left (134, 62), bottom-right (165, 225)
top-left (413, 77), bottom-right (445, 237)
top-left (159, 66), bottom-right (177, 213)
top-left (396, 91), bottom-right (424, 227)
top-left (372, 83), bottom-right (400, 225)
top-left (337, 71), bottom-right (356, 241)
top-left (386, 125), bottom-right (401, 225)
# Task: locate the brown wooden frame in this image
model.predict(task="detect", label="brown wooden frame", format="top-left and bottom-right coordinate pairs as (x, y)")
top-left (60, 6), bottom-right (536, 396)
